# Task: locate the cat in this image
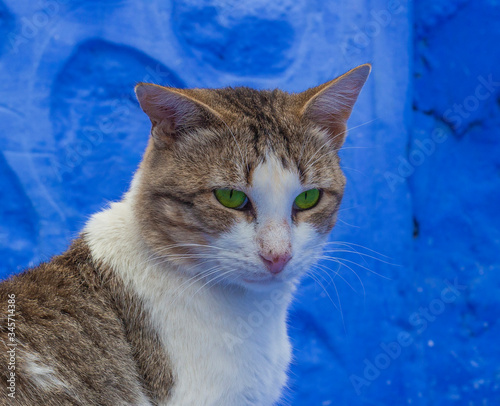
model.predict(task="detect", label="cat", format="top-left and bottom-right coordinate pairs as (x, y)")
top-left (0, 63), bottom-right (370, 406)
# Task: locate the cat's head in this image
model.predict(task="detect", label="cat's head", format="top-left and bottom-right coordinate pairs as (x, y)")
top-left (133, 64), bottom-right (370, 290)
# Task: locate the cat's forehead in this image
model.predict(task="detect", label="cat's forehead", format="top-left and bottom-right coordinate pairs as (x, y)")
top-left (211, 87), bottom-right (292, 116)
top-left (196, 88), bottom-right (321, 171)
top-left (203, 87), bottom-right (301, 144)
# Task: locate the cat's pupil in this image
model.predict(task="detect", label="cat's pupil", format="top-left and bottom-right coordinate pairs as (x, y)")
top-left (230, 189), bottom-right (234, 199)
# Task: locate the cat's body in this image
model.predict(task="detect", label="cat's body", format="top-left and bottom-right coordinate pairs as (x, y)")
top-left (0, 65), bottom-right (370, 405)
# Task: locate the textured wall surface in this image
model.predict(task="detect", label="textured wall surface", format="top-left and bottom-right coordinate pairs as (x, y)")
top-left (0, 0), bottom-right (498, 404)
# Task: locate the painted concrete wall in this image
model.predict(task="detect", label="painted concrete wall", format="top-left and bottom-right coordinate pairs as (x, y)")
top-left (0, 0), bottom-right (498, 404)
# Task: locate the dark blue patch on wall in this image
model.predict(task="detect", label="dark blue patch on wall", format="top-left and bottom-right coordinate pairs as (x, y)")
top-left (173, 3), bottom-right (295, 75)
top-left (0, 1), bottom-right (14, 55)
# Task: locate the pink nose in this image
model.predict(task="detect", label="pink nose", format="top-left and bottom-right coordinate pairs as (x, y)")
top-left (260, 252), bottom-right (292, 274)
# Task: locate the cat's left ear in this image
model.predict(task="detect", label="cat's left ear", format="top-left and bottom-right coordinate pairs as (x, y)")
top-left (135, 83), bottom-right (220, 148)
top-left (299, 64), bottom-right (371, 148)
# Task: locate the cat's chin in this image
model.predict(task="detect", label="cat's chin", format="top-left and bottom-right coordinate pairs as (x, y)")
top-left (238, 274), bottom-right (296, 291)
top-left (242, 276), bottom-right (276, 285)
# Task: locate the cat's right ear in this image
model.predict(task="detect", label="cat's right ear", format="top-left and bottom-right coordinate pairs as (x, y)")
top-left (298, 64), bottom-right (371, 149)
top-left (135, 83), bottom-right (218, 148)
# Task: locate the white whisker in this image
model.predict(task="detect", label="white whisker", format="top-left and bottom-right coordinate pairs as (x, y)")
top-left (306, 269), bottom-right (345, 332)
top-left (314, 262), bottom-right (358, 294)
top-left (321, 249), bottom-right (398, 266)
top-left (320, 256), bottom-right (391, 280)
top-left (306, 271), bottom-right (338, 309)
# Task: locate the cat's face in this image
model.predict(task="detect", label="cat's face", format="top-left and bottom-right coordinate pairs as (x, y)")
top-left (134, 65), bottom-right (370, 290)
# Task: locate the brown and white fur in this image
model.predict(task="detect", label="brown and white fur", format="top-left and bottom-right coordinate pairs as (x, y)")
top-left (0, 64), bottom-right (370, 405)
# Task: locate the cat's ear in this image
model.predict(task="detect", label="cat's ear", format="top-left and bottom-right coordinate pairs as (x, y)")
top-left (135, 83), bottom-right (219, 148)
top-left (299, 64), bottom-right (371, 148)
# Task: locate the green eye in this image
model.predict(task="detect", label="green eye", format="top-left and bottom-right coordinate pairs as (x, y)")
top-left (294, 189), bottom-right (321, 210)
top-left (214, 189), bottom-right (248, 209)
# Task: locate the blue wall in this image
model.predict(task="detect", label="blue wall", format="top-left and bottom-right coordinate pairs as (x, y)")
top-left (0, 0), bottom-right (498, 404)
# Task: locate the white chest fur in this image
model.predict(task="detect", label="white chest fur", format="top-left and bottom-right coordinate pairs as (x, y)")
top-left (84, 198), bottom-right (293, 406)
